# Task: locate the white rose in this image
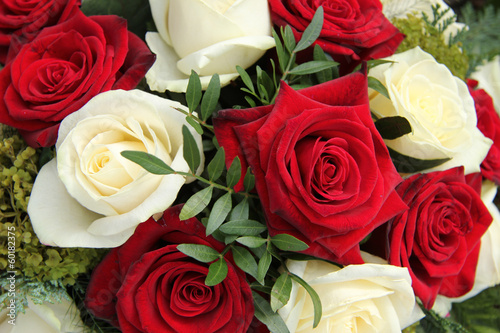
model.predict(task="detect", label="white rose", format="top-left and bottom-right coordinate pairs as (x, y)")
top-left (0, 297), bottom-right (84, 333)
top-left (279, 259), bottom-right (423, 333)
top-left (380, 0), bottom-right (466, 43)
top-left (28, 89), bottom-right (203, 248)
top-left (435, 180), bottom-right (500, 310)
top-left (471, 56), bottom-right (500, 113)
top-left (369, 47), bottom-right (492, 175)
top-left (146, 0), bottom-right (275, 93)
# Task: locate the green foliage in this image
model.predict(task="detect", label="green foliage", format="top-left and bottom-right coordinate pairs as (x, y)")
top-left (456, 3), bottom-right (500, 75)
top-left (0, 127), bottom-right (105, 286)
top-left (393, 14), bottom-right (469, 79)
top-left (0, 275), bottom-right (71, 313)
top-left (237, 6), bottom-right (338, 107)
top-left (81, 0), bottom-right (153, 40)
top-left (451, 284), bottom-right (500, 333)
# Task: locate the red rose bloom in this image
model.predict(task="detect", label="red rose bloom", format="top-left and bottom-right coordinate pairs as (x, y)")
top-left (213, 71), bottom-right (407, 265)
top-left (0, 0), bottom-right (81, 64)
top-left (467, 79), bottom-right (500, 185)
top-left (378, 167), bottom-right (492, 309)
top-left (0, 10), bottom-right (155, 147)
top-left (85, 205), bottom-right (254, 333)
top-left (268, 0), bottom-right (404, 72)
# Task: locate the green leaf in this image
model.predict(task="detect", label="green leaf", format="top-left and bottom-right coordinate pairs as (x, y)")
top-left (201, 74), bottom-right (221, 121)
top-left (368, 76), bottom-right (390, 100)
top-left (375, 116), bottom-right (412, 140)
top-left (257, 250), bottom-right (273, 284)
top-left (236, 236), bottom-right (267, 248)
top-left (244, 96), bottom-right (257, 108)
top-left (231, 246), bottom-right (258, 278)
top-left (271, 273), bottom-right (293, 312)
top-left (283, 25), bottom-right (296, 54)
top-left (179, 186), bottom-right (214, 220)
top-left (288, 60), bottom-right (337, 75)
top-left (236, 66), bottom-right (255, 93)
top-left (206, 193), bottom-right (232, 235)
top-left (313, 44), bottom-right (334, 83)
top-left (229, 198), bottom-right (249, 221)
top-left (243, 167), bottom-right (255, 192)
top-left (271, 234), bottom-right (309, 251)
top-left (207, 147), bottom-right (226, 181)
top-left (121, 151), bottom-right (175, 175)
top-left (295, 6), bottom-right (324, 52)
top-left (226, 156), bottom-right (242, 188)
top-left (290, 274), bottom-right (322, 328)
top-left (219, 219), bottom-right (267, 236)
top-left (186, 70), bottom-right (202, 112)
top-left (252, 292), bottom-right (290, 333)
top-left (177, 244), bottom-right (220, 263)
top-left (273, 28), bottom-right (290, 73)
top-left (182, 125), bottom-right (201, 173)
top-left (388, 147), bottom-right (451, 173)
top-left (225, 235), bottom-right (239, 245)
top-left (205, 258), bottom-right (228, 286)
top-left (186, 116), bottom-right (204, 135)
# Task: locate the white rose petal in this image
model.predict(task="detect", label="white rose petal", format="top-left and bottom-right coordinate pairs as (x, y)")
top-left (279, 259), bottom-right (423, 333)
top-left (146, 0), bottom-right (274, 92)
top-left (471, 56), bottom-right (500, 113)
top-left (28, 90), bottom-right (204, 248)
top-left (369, 47), bottom-right (492, 175)
top-left (0, 296), bottom-right (84, 333)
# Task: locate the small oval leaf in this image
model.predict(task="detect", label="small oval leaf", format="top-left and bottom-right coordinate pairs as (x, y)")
top-left (271, 273), bottom-right (293, 312)
top-left (177, 244), bottom-right (220, 263)
top-left (271, 234), bottom-right (309, 252)
top-left (186, 70), bottom-right (202, 112)
top-left (226, 156), bottom-right (242, 188)
top-left (219, 219), bottom-right (267, 236)
top-left (201, 74), bottom-right (221, 121)
top-left (205, 258), bottom-right (228, 286)
top-left (179, 186), bottom-right (214, 220)
top-left (207, 147), bottom-right (226, 181)
top-left (375, 116), bottom-right (412, 140)
top-left (232, 246), bottom-right (258, 278)
top-left (182, 124), bottom-right (201, 173)
top-left (206, 192), bottom-right (232, 235)
top-left (121, 151), bottom-right (175, 175)
top-left (295, 6), bottom-right (324, 52)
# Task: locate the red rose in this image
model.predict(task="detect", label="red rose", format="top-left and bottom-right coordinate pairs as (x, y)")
top-left (213, 71), bottom-right (407, 265)
top-left (0, 10), bottom-right (155, 147)
top-left (85, 205), bottom-right (254, 333)
top-left (467, 79), bottom-right (500, 185)
top-left (0, 0), bottom-right (81, 64)
top-left (378, 167), bottom-right (492, 309)
top-left (268, 0), bottom-right (404, 72)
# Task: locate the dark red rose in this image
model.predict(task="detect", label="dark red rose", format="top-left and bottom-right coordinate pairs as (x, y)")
top-left (374, 167), bottom-right (492, 309)
top-left (0, 0), bottom-right (81, 64)
top-left (213, 71), bottom-right (407, 265)
top-left (467, 79), bottom-right (500, 185)
top-left (0, 10), bottom-right (155, 147)
top-left (85, 205), bottom-right (254, 333)
top-left (268, 0), bottom-right (404, 72)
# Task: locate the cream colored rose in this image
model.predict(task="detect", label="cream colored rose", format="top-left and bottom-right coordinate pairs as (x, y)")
top-left (471, 56), bottom-right (500, 113)
top-left (0, 297), bottom-right (84, 333)
top-left (279, 259), bottom-right (422, 333)
top-left (380, 0), bottom-right (465, 43)
top-left (369, 47), bottom-right (492, 175)
top-left (145, 0), bottom-right (275, 93)
top-left (28, 89), bottom-right (203, 248)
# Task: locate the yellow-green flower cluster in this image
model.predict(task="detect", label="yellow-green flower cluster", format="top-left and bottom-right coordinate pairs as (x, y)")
top-left (393, 14), bottom-right (469, 80)
top-left (0, 125), bottom-right (106, 285)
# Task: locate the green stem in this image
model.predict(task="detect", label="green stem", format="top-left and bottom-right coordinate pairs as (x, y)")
top-left (175, 107), bottom-right (215, 133)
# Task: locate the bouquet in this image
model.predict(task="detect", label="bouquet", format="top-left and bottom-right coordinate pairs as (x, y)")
top-left (1, 0), bottom-right (500, 332)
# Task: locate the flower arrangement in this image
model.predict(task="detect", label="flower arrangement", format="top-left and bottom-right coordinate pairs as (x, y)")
top-left (1, 0), bottom-right (500, 332)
